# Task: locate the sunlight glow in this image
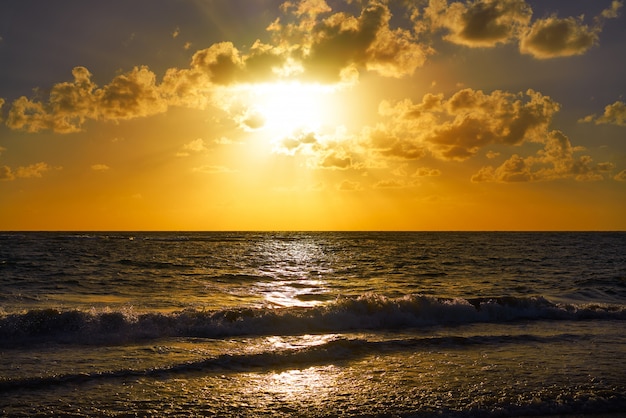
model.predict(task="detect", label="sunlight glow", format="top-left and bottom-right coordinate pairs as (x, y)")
top-left (247, 82), bottom-right (338, 136)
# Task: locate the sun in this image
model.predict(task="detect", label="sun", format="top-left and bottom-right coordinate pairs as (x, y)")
top-left (246, 81), bottom-right (338, 136)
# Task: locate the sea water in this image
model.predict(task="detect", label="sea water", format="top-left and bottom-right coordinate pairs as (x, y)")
top-left (1, 232), bottom-right (625, 417)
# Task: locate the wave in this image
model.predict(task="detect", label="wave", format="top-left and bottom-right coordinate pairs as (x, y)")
top-left (1, 294), bottom-right (624, 348)
top-left (0, 332), bottom-right (596, 393)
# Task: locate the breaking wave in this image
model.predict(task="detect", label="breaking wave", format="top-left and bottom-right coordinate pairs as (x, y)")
top-left (1, 294), bottom-right (624, 348)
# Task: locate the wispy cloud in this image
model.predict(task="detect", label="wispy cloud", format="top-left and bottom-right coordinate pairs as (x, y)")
top-left (1, 162), bottom-right (59, 181)
top-left (580, 101), bottom-right (626, 126)
top-left (91, 164), bottom-right (110, 171)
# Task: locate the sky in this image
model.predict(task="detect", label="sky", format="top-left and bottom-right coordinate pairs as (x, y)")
top-left (0, 0), bottom-right (625, 231)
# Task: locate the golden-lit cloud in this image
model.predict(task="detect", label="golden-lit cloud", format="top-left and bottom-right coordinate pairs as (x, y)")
top-left (317, 150), bottom-right (353, 169)
top-left (336, 179), bottom-right (362, 191)
top-left (0, 165), bottom-right (13, 181)
top-left (614, 169), bottom-right (626, 181)
top-left (364, 125), bottom-right (427, 160)
top-left (600, 0), bottom-right (624, 19)
top-left (472, 130), bottom-right (614, 182)
top-left (519, 1), bottom-right (621, 58)
top-left (1, 162), bottom-right (56, 181)
top-left (17, 162), bottom-right (55, 178)
top-left (185, 138), bottom-right (207, 152)
top-left (91, 164), bottom-right (110, 172)
top-left (275, 131), bottom-right (319, 155)
top-left (270, 0), bottom-right (431, 81)
top-left (189, 42), bottom-right (244, 85)
top-left (414, 167), bottom-right (441, 177)
top-left (98, 66), bottom-right (167, 120)
top-left (3, 0), bottom-right (620, 135)
top-left (262, 82), bottom-right (617, 183)
top-left (580, 101), bottom-right (626, 126)
top-left (2, 41), bottom-right (282, 133)
top-left (519, 16), bottom-right (598, 59)
top-left (425, 0), bottom-right (532, 47)
top-left (373, 179), bottom-right (413, 189)
top-left (373, 88), bottom-right (560, 161)
top-left (424, 0), bottom-right (622, 59)
top-left (6, 66), bottom-right (167, 133)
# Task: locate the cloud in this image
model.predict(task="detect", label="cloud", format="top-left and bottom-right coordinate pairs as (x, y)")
top-left (270, 1), bottom-right (431, 81)
top-left (0, 146), bottom-right (57, 181)
top-left (183, 138), bottom-right (207, 152)
top-left (98, 66), bottom-right (167, 120)
top-left (520, 1), bottom-right (621, 59)
top-left (190, 42), bottom-right (244, 85)
top-left (238, 112), bottom-right (266, 131)
top-left (0, 97), bottom-right (4, 122)
top-left (336, 179), bottom-right (362, 191)
top-left (414, 167), bottom-right (441, 177)
top-left (1, 162), bottom-right (57, 181)
top-left (424, 0), bottom-right (620, 59)
top-left (365, 126), bottom-right (427, 160)
top-left (599, 0), bottom-right (624, 20)
top-left (91, 164), bottom-right (110, 171)
top-left (0, 166), bottom-right (14, 181)
top-left (6, 96), bottom-right (62, 133)
top-left (273, 130), bottom-right (319, 155)
top-left (1, 41), bottom-right (284, 133)
top-left (374, 88), bottom-right (560, 161)
top-left (614, 169), bottom-right (626, 181)
top-left (2, 1), bottom-right (620, 135)
top-left (281, 0), bottom-right (332, 17)
top-left (363, 85), bottom-right (616, 183)
top-left (519, 16), bottom-right (598, 59)
top-left (6, 66), bottom-right (168, 133)
top-left (471, 130), bottom-right (614, 182)
top-left (318, 151), bottom-right (353, 169)
top-left (426, 0), bottom-right (532, 47)
top-left (268, 127), bottom-right (367, 171)
top-left (16, 162), bottom-right (52, 178)
top-left (373, 179), bottom-right (412, 189)
top-left (580, 101), bottom-right (626, 126)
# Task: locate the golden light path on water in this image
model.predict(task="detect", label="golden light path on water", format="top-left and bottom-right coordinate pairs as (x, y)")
top-left (252, 236), bottom-right (333, 308)
top-left (245, 239), bottom-right (341, 409)
top-left (243, 335), bottom-right (344, 413)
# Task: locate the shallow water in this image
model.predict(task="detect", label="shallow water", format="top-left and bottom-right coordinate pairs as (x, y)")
top-left (1, 232), bottom-right (625, 416)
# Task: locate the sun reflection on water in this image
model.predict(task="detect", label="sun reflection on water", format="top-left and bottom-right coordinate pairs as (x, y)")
top-left (253, 237), bottom-right (333, 308)
top-left (237, 334), bottom-right (344, 412)
top-left (265, 365), bottom-right (339, 402)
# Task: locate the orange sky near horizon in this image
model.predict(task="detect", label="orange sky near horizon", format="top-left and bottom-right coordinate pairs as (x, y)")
top-left (1, 0), bottom-right (625, 231)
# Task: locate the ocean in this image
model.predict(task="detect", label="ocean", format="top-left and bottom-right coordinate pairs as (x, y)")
top-left (1, 231), bottom-right (625, 417)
